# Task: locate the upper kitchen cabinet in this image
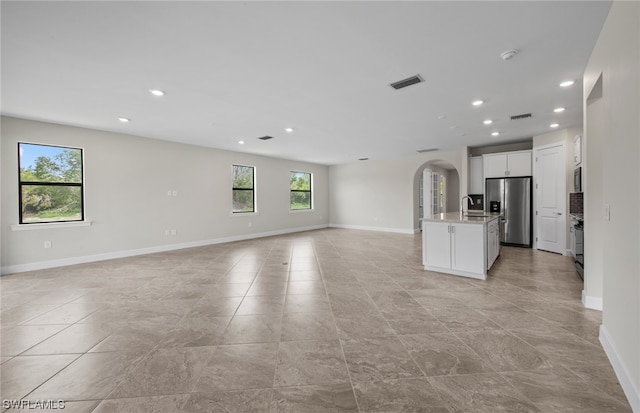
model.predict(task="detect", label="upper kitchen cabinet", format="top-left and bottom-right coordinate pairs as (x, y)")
top-left (573, 134), bottom-right (582, 166)
top-left (483, 150), bottom-right (532, 178)
top-left (468, 156), bottom-right (484, 194)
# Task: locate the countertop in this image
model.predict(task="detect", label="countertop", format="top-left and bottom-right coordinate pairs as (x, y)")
top-left (421, 211), bottom-right (502, 224)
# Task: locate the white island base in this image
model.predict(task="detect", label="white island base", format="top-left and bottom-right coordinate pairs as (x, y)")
top-left (421, 212), bottom-right (501, 280)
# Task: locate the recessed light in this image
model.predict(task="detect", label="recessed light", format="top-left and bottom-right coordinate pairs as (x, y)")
top-left (553, 107), bottom-right (565, 113)
top-left (149, 89), bottom-right (165, 96)
top-left (550, 123), bottom-right (560, 128)
top-left (285, 127), bottom-right (294, 133)
top-left (491, 132), bottom-right (500, 136)
top-left (559, 80), bottom-right (574, 87)
top-left (238, 140), bottom-right (245, 145)
top-left (472, 100), bottom-right (484, 106)
top-left (483, 119), bottom-right (493, 125)
top-left (450, 125), bottom-right (457, 129)
top-left (118, 117), bottom-right (130, 123)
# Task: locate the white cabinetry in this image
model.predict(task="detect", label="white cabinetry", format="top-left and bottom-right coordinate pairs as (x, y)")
top-left (573, 135), bottom-right (582, 166)
top-left (468, 156), bottom-right (484, 194)
top-left (486, 219), bottom-right (500, 268)
top-left (423, 220), bottom-right (486, 279)
top-left (451, 223), bottom-right (486, 274)
top-left (423, 221), bottom-right (451, 268)
top-left (483, 150), bottom-right (532, 178)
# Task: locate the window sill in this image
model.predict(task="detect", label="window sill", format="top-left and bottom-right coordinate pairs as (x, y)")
top-left (289, 208), bottom-right (314, 213)
top-left (230, 212), bottom-right (259, 217)
top-left (11, 221), bottom-right (93, 231)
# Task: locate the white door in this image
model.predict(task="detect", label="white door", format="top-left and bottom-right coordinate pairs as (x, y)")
top-left (535, 144), bottom-right (567, 254)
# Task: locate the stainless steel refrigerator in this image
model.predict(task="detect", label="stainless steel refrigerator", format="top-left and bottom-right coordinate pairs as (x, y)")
top-left (485, 177), bottom-right (532, 247)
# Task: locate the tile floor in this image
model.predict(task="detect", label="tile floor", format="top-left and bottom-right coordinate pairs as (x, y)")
top-left (0, 228), bottom-right (632, 412)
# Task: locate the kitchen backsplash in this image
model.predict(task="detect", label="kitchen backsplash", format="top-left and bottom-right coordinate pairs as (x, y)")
top-left (569, 192), bottom-right (584, 215)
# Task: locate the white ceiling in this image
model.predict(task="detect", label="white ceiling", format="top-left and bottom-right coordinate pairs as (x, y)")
top-left (1, 1), bottom-right (611, 165)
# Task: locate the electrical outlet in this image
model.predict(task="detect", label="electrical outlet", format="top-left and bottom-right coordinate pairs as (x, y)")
top-left (171, 229), bottom-right (177, 236)
top-left (165, 229), bottom-right (170, 236)
top-left (248, 222), bottom-right (252, 227)
top-left (44, 241), bottom-right (52, 249)
top-left (167, 190), bottom-right (172, 196)
top-left (172, 190), bottom-right (178, 196)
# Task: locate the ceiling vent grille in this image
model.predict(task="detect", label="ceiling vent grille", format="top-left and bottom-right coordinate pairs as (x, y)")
top-left (258, 136), bottom-right (274, 140)
top-left (417, 148), bottom-right (438, 153)
top-left (390, 74), bottom-right (424, 90)
top-left (510, 113), bottom-right (532, 120)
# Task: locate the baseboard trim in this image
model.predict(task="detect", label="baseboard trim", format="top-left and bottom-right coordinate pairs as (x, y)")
top-left (328, 223), bottom-right (416, 235)
top-left (1, 224), bottom-right (329, 275)
top-left (582, 290), bottom-right (604, 311)
top-left (600, 325), bottom-right (640, 412)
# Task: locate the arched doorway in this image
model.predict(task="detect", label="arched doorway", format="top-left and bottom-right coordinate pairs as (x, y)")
top-left (413, 160), bottom-right (460, 230)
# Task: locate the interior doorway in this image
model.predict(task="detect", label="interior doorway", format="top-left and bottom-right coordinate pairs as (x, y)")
top-left (414, 160), bottom-right (460, 231)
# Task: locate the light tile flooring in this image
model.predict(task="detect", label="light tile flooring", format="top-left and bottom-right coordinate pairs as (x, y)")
top-left (0, 228), bottom-right (632, 412)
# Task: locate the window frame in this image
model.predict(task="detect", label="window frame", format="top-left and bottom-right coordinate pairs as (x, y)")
top-left (290, 171), bottom-right (313, 211)
top-left (231, 164), bottom-right (256, 214)
top-left (18, 142), bottom-right (85, 225)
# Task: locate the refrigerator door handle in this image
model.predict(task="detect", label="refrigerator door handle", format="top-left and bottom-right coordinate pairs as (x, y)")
top-left (500, 218), bottom-right (509, 242)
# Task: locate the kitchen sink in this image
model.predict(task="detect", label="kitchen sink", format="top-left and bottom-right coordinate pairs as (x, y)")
top-left (464, 211), bottom-right (491, 217)
top-left (464, 216), bottom-right (487, 221)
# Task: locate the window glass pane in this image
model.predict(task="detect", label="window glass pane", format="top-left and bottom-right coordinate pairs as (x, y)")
top-left (290, 172), bottom-right (310, 190)
top-left (21, 185), bottom-right (82, 223)
top-left (233, 165), bottom-right (254, 189)
top-left (19, 143), bottom-right (82, 183)
top-left (233, 189), bottom-right (254, 212)
top-left (290, 191), bottom-right (311, 210)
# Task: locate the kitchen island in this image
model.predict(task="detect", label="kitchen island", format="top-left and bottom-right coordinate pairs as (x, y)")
top-left (421, 212), bottom-right (501, 280)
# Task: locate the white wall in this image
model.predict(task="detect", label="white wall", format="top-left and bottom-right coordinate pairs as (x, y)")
top-left (1, 116), bottom-right (329, 274)
top-left (329, 148), bottom-right (466, 233)
top-left (446, 168), bottom-right (460, 213)
top-left (583, 1), bottom-right (640, 410)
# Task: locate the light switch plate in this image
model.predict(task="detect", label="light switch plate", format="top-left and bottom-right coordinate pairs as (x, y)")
top-left (604, 203), bottom-right (610, 221)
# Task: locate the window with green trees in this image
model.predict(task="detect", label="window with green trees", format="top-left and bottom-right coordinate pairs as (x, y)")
top-left (18, 142), bottom-right (84, 224)
top-left (232, 165), bottom-right (255, 213)
top-left (290, 171), bottom-right (312, 210)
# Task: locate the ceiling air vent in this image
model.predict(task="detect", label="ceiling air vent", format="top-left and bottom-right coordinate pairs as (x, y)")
top-left (390, 74), bottom-right (424, 90)
top-left (510, 113), bottom-right (532, 120)
top-left (417, 148), bottom-right (438, 153)
top-left (258, 136), bottom-right (274, 140)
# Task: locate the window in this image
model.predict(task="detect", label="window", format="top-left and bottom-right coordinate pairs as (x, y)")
top-left (290, 171), bottom-right (312, 210)
top-left (18, 142), bottom-right (84, 224)
top-left (232, 165), bottom-right (255, 213)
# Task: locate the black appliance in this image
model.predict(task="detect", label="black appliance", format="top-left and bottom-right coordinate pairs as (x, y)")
top-left (468, 194), bottom-right (484, 211)
top-left (572, 216), bottom-right (584, 280)
top-left (574, 167), bottom-right (582, 193)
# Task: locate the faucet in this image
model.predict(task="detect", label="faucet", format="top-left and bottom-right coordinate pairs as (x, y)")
top-left (461, 195), bottom-right (474, 216)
